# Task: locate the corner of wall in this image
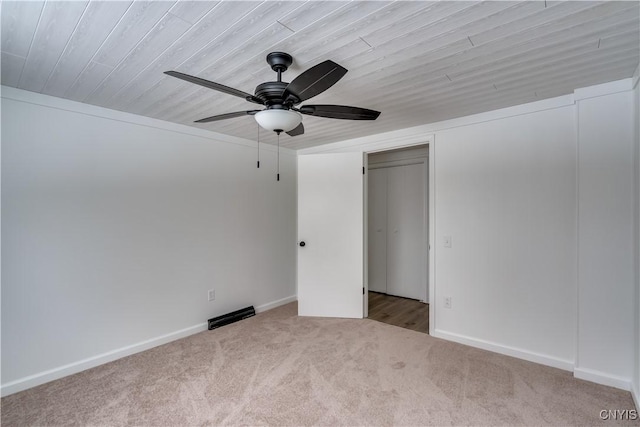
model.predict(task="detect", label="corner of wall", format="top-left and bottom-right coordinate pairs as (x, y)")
top-left (574, 77), bottom-right (636, 391)
top-left (573, 368), bottom-right (632, 392)
top-left (633, 63), bottom-right (640, 409)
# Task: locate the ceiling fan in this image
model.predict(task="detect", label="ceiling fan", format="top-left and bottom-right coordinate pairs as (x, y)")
top-left (164, 52), bottom-right (381, 137)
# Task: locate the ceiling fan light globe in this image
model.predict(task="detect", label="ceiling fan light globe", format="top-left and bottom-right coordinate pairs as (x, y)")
top-left (255, 109), bottom-right (302, 132)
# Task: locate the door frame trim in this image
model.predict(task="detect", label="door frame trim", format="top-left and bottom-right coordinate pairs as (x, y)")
top-left (296, 134), bottom-right (435, 332)
top-left (360, 135), bottom-right (435, 333)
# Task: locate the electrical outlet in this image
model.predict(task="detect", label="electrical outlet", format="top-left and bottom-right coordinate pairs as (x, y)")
top-left (444, 296), bottom-right (452, 309)
top-left (208, 289), bottom-right (215, 301)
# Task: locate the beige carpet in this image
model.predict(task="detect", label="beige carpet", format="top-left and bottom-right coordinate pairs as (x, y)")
top-left (2, 302), bottom-right (638, 426)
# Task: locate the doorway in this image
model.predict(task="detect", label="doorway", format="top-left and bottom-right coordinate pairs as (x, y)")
top-left (366, 145), bottom-right (429, 333)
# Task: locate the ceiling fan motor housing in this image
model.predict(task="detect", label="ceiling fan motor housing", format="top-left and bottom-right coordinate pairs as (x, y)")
top-left (254, 81), bottom-right (296, 106)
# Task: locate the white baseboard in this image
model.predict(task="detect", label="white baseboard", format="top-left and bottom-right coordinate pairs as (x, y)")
top-left (632, 383), bottom-right (639, 410)
top-left (1, 295), bottom-right (297, 397)
top-left (431, 329), bottom-right (575, 371)
top-left (255, 294), bottom-right (297, 313)
top-left (574, 367), bottom-right (632, 391)
top-left (0, 322), bottom-right (207, 397)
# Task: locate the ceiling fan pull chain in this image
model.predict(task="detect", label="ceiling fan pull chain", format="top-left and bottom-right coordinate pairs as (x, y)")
top-left (257, 124), bottom-right (260, 168)
top-left (277, 132), bottom-right (280, 181)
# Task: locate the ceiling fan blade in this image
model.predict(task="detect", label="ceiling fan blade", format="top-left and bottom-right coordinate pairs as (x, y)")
top-left (282, 60), bottom-right (347, 103)
top-left (298, 105), bottom-right (381, 120)
top-left (194, 110), bottom-right (260, 123)
top-left (286, 122), bottom-right (304, 137)
top-left (164, 71), bottom-right (263, 104)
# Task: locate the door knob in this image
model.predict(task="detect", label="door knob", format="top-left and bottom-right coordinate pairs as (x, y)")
top-left (299, 241), bottom-right (306, 247)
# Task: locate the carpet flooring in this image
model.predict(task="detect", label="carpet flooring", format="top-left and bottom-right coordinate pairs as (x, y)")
top-left (2, 302), bottom-right (638, 426)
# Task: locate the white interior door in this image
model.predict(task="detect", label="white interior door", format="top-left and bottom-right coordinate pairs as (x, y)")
top-left (297, 152), bottom-right (364, 318)
top-left (386, 162), bottom-right (426, 300)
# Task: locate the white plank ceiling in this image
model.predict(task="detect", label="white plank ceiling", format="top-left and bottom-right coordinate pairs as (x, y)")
top-left (2, 0), bottom-right (639, 150)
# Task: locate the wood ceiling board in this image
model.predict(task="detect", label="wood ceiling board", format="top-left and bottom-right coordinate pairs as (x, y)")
top-left (288, 1), bottom-right (452, 67)
top-left (138, 22), bottom-right (296, 118)
top-left (1, 1), bottom-right (44, 57)
top-left (120, 1), bottom-right (300, 115)
top-left (339, 1), bottom-right (630, 87)
top-left (474, 1), bottom-right (638, 46)
top-left (101, 1), bottom-right (263, 109)
top-left (343, 3), bottom-right (547, 72)
top-left (168, 0), bottom-right (220, 25)
top-left (447, 17), bottom-right (640, 81)
top-left (262, 1), bottom-right (406, 69)
top-left (599, 28), bottom-right (640, 49)
top-left (367, 55), bottom-right (638, 118)
top-left (155, 2), bottom-right (303, 85)
top-left (17, 1), bottom-right (88, 93)
top-left (65, 60), bottom-right (114, 102)
top-left (92, 1), bottom-right (176, 68)
top-left (1, 51), bottom-right (25, 87)
top-left (336, 5), bottom-right (640, 103)
top-left (279, 0), bottom-right (412, 65)
top-left (276, 1), bottom-right (350, 33)
top-left (84, 13), bottom-right (193, 107)
top-left (354, 2), bottom-right (475, 49)
top-left (429, 61), bottom-right (636, 119)
top-left (159, 1), bottom-right (413, 124)
top-left (360, 1), bottom-right (517, 52)
top-left (391, 54), bottom-right (638, 113)
top-left (469, 1), bottom-right (598, 45)
top-left (359, 26), bottom-right (640, 107)
top-left (42, 1), bottom-right (133, 98)
top-left (445, 29), bottom-right (640, 87)
top-left (146, 1), bottom-right (390, 120)
top-left (1, 1), bottom-right (637, 150)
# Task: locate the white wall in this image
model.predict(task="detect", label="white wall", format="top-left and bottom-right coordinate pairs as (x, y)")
top-left (1, 87), bottom-right (297, 395)
top-left (300, 79), bottom-right (637, 390)
top-left (434, 107), bottom-right (577, 367)
top-left (574, 87), bottom-right (635, 389)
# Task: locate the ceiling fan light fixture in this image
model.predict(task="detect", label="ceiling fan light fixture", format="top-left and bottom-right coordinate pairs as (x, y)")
top-left (255, 109), bottom-right (302, 132)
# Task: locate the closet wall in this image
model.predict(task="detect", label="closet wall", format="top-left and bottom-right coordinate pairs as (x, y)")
top-left (368, 146), bottom-right (428, 302)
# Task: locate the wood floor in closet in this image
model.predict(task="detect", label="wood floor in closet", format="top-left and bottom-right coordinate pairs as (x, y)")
top-left (367, 291), bottom-right (429, 334)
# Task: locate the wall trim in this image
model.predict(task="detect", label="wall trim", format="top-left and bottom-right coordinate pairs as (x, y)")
top-left (255, 294), bottom-right (297, 313)
top-left (0, 85), bottom-right (295, 156)
top-left (0, 294), bottom-right (297, 397)
top-left (299, 78), bottom-right (633, 156)
top-left (0, 323), bottom-right (207, 397)
top-left (298, 94), bottom-right (573, 155)
top-left (432, 329), bottom-right (575, 372)
top-left (632, 384), bottom-right (639, 411)
top-left (573, 78), bottom-right (634, 101)
top-left (574, 367), bottom-right (632, 392)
